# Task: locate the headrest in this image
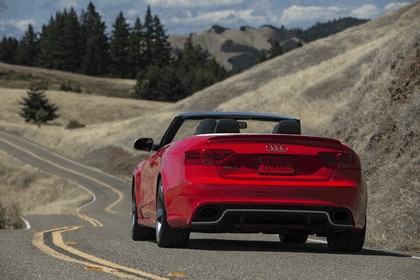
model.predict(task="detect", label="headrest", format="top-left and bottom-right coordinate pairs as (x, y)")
top-left (214, 119), bottom-right (240, 133)
top-left (272, 120), bottom-right (301, 134)
top-left (195, 118), bottom-right (217, 135)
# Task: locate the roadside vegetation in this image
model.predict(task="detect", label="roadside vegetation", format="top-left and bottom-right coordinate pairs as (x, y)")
top-left (0, 201), bottom-right (20, 229)
top-left (19, 88), bottom-right (59, 125)
top-left (0, 152), bottom-right (91, 229)
top-left (0, 62), bottom-right (136, 97)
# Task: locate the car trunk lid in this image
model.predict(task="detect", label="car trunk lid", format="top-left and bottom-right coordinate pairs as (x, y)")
top-left (205, 134), bottom-right (346, 181)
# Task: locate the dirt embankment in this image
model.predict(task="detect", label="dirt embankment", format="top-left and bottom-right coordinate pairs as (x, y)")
top-left (328, 39), bottom-right (420, 252)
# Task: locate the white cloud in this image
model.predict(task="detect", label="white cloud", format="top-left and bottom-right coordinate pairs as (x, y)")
top-left (127, 8), bottom-right (139, 17)
top-left (3, 19), bottom-right (36, 32)
top-left (15, 19), bottom-right (36, 31)
top-left (55, 0), bottom-right (79, 9)
top-left (351, 4), bottom-right (380, 19)
top-left (171, 9), bottom-right (264, 25)
top-left (145, 0), bottom-right (243, 8)
top-left (279, 5), bottom-right (344, 26)
top-left (384, 2), bottom-right (411, 11)
top-left (0, 18), bottom-right (36, 37)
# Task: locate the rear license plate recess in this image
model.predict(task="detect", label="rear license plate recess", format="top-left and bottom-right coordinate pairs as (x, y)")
top-left (258, 156), bottom-right (295, 175)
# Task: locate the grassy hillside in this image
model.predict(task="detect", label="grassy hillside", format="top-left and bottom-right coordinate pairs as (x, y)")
top-left (0, 3), bottom-right (419, 251)
top-left (0, 62), bottom-right (136, 98)
top-left (327, 29), bottom-right (420, 251)
top-left (0, 89), bottom-right (167, 126)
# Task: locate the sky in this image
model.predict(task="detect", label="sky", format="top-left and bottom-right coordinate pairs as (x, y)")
top-left (0, 0), bottom-right (414, 38)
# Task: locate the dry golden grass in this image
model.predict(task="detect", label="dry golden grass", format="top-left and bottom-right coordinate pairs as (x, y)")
top-left (0, 151), bottom-right (91, 228)
top-left (0, 62), bottom-right (136, 97)
top-left (0, 3), bottom-right (418, 251)
top-left (0, 88), bottom-right (168, 126)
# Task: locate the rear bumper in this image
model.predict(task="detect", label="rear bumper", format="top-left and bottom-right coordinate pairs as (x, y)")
top-left (164, 178), bottom-right (367, 233)
top-left (190, 204), bottom-right (354, 234)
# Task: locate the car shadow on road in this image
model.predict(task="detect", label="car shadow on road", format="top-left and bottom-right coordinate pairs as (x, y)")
top-left (186, 238), bottom-right (410, 258)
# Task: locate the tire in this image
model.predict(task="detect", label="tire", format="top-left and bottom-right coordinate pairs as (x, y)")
top-left (327, 226), bottom-right (366, 252)
top-left (131, 194), bottom-right (154, 241)
top-left (156, 180), bottom-right (190, 248)
top-left (279, 233), bottom-right (308, 244)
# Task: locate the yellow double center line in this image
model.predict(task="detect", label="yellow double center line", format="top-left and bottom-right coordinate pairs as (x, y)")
top-left (1, 137), bottom-right (171, 279)
top-left (33, 226), bottom-right (168, 280)
top-left (78, 213), bottom-right (103, 227)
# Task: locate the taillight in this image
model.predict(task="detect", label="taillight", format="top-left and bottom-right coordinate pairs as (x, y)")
top-left (318, 151), bottom-right (360, 170)
top-left (185, 149), bottom-right (213, 165)
top-left (211, 150), bottom-right (235, 165)
top-left (336, 152), bottom-right (360, 169)
top-left (185, 149), bottom-right (235, 165)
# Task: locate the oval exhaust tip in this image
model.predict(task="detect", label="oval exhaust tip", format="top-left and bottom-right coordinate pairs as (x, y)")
top-left (332, 210), bottom-right (350, 223)
top-left (199, 207), bottom-right (220, 220)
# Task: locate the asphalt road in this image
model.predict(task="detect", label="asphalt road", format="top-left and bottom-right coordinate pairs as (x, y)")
top-left (0, 131), bottom-right (419, 280)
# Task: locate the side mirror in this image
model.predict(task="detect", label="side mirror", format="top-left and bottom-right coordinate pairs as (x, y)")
top-left (134, 138), bottom-right (158, 152)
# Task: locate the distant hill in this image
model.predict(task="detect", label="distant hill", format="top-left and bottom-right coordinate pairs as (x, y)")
top-left (168, 18), bottom-right (368, 72)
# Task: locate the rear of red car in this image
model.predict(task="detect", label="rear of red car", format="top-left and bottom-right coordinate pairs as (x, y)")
top-left (162, 134), bottom-right (366, 250)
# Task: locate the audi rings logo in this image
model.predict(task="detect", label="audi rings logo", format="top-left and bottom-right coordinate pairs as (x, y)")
top-left (266, 144), bottom-right (288, 153)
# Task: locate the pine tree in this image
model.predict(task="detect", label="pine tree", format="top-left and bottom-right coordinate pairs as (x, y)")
top-left (142, 6), bottom-right (154, 69)
top-left (135, 65), bottom-right (158, 100)
top-left (175, 35), bottom-right (227, 95)
top-left (17, 24), bottom-right (38, 66)
top-left (0, 37), bottom-right (19, 64)
top-left (151, 15), bottom-right (172, 67)
top-left (135, 65), bottom-right (185, 101)
top-left (110, 11), bottom-right (130, 77)
top-left (80, 2), bottom-right (110, 75)
top-left (37, 17), bottom-right (56, 68)
top-left (37, 10), bottom-right (80, 71)
top-left (59, 8), bottom-right (81, 71)
top-left (135, 34), bottom-right (227, 102)
top-left (268, 42), bottom-right (283, 59)
top-left (19, 89), bottom-right (59, 125)
top-left (47, 11), bottom-right (68, 70)
top-left (128, 17), bottom-right (145, 78)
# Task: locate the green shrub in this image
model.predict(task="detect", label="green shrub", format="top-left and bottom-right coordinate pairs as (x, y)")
top-left (66, 120), bottom-right (86, 129)
top-left (0, 71), bottom-right (33, 81)
top-left (0, 202), bottom-right (22, 229)
top-left (60, 81), bottom-right (82, 93)
top-left (19, 89), bottom-right (59, 125)
top-left (29, 80), bottom-right (49, 91)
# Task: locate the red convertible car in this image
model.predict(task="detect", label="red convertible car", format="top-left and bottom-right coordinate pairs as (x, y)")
top-left (131, 112), bottom-right (367, 252)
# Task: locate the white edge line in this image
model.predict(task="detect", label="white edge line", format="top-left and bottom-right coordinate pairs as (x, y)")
top-left (20, 182), bottom-right (96, 229)
top-left (307, 238), bottom-right (327, 244)
top-left (0, 141), bottom-right (96, 223)
top-left (75, 182), bottom-right (97, 212)
top-left (308, 238), bottom-right (420, 260)
top-left (20, 216), bottom-right (31, 230)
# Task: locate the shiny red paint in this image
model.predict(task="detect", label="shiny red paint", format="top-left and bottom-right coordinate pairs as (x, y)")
top-left (133, 133), bottom-right (367, 231)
